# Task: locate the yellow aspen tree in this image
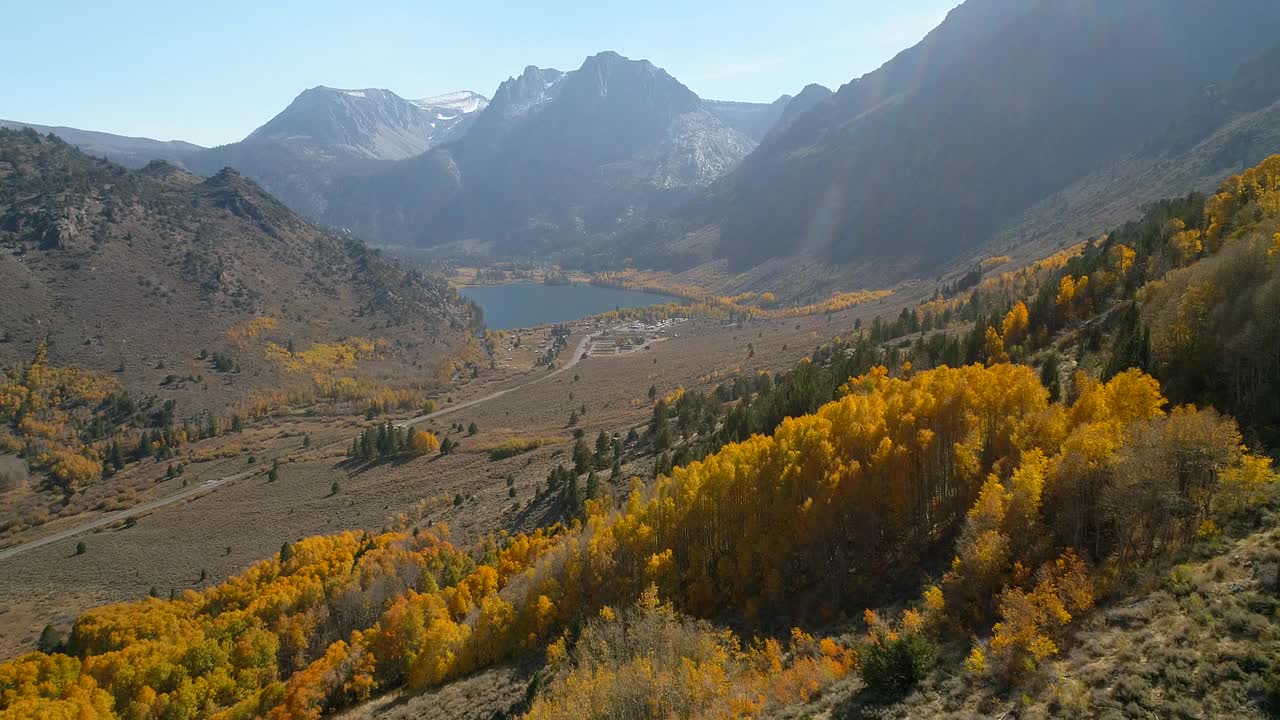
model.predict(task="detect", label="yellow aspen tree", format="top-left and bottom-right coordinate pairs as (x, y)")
top-left (1055, 275), bottom-right (1077, 322)
top-left (984, 327), bottom-right (1010, 365)
top-left (1109, 244), bottom-right (1136, 275)
top-left (1001, 301), bottom-right (1030, 347)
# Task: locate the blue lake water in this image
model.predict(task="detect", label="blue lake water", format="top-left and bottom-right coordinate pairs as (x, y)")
top-left (460, 283), bottom-right (681, 330)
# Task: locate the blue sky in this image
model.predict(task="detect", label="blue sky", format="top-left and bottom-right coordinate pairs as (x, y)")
top-left (4, 1), bottom-right (958, 147)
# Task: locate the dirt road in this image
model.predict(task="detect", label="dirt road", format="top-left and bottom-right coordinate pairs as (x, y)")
top-left (0, 332), bottom-right (597, 564)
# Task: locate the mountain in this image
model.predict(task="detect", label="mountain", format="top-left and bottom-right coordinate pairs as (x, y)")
top-left (671, 0), bottom-right (1280, 275)
top-left (0, 127), bottom-right (477, 415)
top-left (985, 39), bottom-right (1280, 267)
top-left (239, 86), bottom-right (486, 161)
top-left (183, 86), bottom-right (488, 220)
top-left (0, 120), bottom-right (205, 168)
top-left (321, 52), bottom-right (761, 252)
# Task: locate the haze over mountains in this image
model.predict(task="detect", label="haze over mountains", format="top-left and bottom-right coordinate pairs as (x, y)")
top-left (8, 0), bottom-right (1280, 291)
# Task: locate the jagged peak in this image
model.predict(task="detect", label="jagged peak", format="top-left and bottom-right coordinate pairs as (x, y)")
top-left (487, 66), bottom-right (566, 115)
top-left (564, 50), bottom-right (700, 112)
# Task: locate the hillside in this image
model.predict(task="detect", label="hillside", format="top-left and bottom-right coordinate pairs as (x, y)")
top-left (0, 126), bottom-right (477, 408)
top-left (980, 39), bottom-right (1280, 269)
top-left (661, 0), bottom-right (1280, 278)
top-left (0, 127), bottom-right (477, 499)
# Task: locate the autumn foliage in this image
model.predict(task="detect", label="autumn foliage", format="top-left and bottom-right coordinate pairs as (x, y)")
top-left (0, 342), bottom-right (117, 490)
top-left (525, 588), bottom-right (856, 720)
top-left (1, 356), bottom-right (1273, 718)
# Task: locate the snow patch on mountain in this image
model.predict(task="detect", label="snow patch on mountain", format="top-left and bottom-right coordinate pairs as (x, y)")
top-left (412, 91), bottom-right (489, 115)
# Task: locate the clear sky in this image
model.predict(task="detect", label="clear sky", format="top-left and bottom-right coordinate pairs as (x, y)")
top-left (4, 1), bottom-right (958, 147)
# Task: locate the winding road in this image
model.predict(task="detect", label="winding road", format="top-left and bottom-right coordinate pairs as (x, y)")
top-left (0, 332), bottom-right (597, 564)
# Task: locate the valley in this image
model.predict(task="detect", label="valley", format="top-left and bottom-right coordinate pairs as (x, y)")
top-left (0, 297), bottom-right (907, 659)
top-left (4, 3), bottom-right (1280, 719)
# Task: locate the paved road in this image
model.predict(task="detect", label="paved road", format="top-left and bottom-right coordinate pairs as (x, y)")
top-left (0, 332), bottom-right (597, 564)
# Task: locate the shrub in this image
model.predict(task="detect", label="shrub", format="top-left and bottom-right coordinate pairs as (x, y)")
top-left (860, 630), bottom-right (937, 697)
top-left (48, 451), bottom-right (102, 490)
top-left (485, 438), bottom-right (544, 461)
top-left (37, 624), bottom-right (63, 654)
top-left (1111, 672), bottom-right (1154, 708)
top-left (409, 430), bottom-right (441, 457)
top-left (1166, 565), bottom-right (1198, 596)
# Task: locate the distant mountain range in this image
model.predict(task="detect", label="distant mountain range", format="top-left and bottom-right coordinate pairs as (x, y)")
top-left (10, 0), bottom-right (1280, 291)
top-left (4, 85), bottom-right (492, 221)
top-left (318, 51), bottom-right (805, 253)
top-left (2, 58), bottom-right (805, 254)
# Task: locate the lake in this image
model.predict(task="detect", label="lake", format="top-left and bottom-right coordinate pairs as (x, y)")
top-left (460, 283), bottom-right (681, 330)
